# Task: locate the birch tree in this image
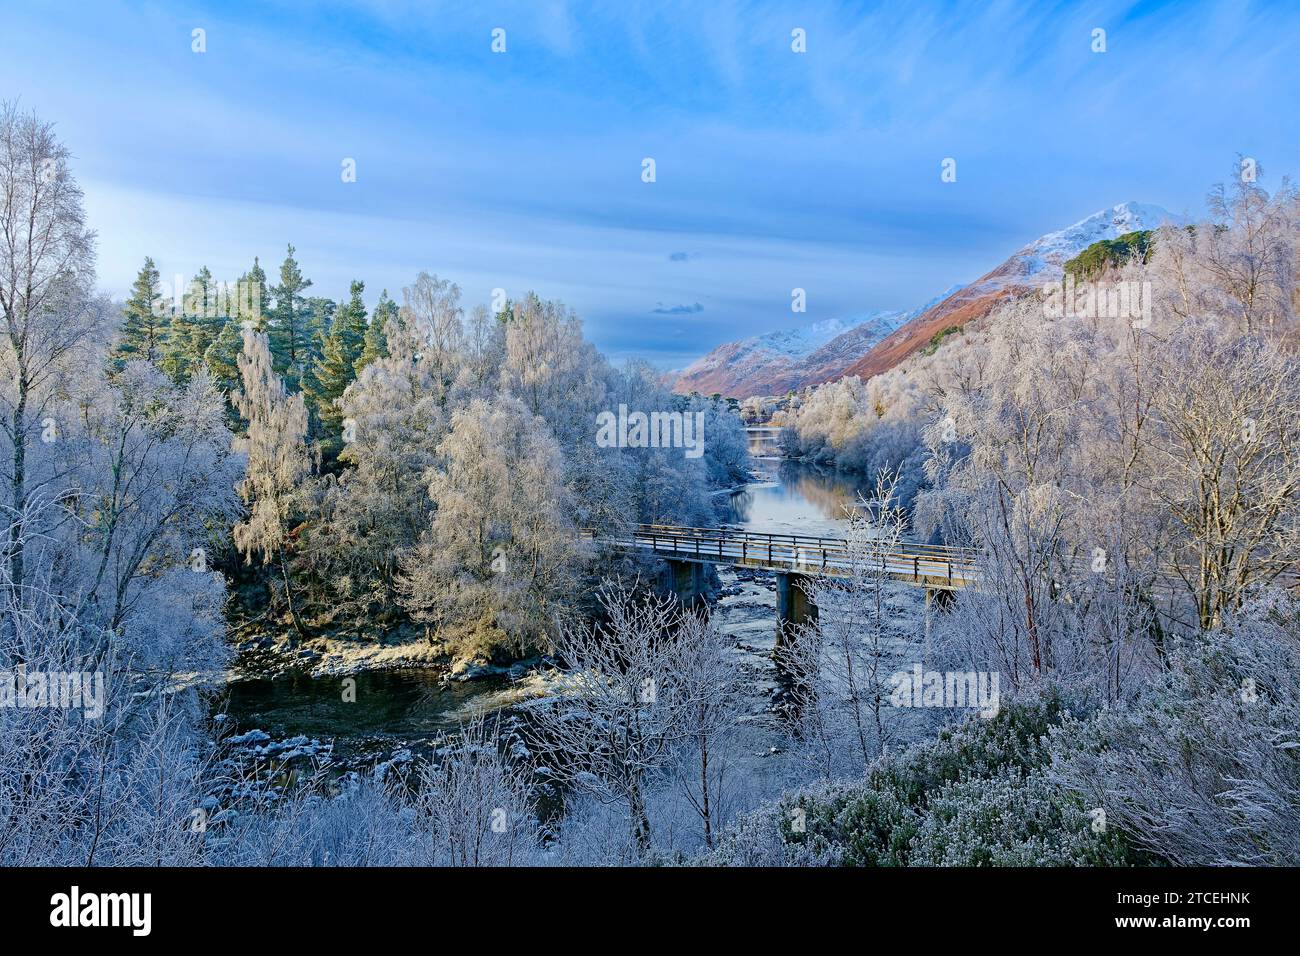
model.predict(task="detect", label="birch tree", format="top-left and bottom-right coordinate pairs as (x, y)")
top-left (233, 326), bottom-right (311, 638)
top-left (670, 610), bottom-right (742, 850)
top-left (0, 102), bottom-right (97, 620)
top-left (396, 395), bottom-right (579, 658)
top-left (527, 582), bottom-right (710, 856)
top-left (1141, 320), bottom-right (1300, 629)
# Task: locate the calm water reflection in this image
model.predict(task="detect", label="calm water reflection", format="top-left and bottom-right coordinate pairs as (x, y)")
top-left (728, 434), bottom-right (870, 536)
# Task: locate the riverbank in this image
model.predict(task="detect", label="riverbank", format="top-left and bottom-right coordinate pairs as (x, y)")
top-left (227, 621), bottom-right (561, 683)
top-left (219, 459), bottom-right (879, 765)
top-left (228, 628), bottom-right (449, 682)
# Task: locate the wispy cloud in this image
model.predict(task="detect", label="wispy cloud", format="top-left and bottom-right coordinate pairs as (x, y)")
top-left (651, 302), bottom-right (705, 315)
top-left (2, 0), bottom-right (1296, 369)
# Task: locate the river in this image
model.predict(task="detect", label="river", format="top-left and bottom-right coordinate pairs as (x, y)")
top-left (220, 431), bottom-right (871, 768)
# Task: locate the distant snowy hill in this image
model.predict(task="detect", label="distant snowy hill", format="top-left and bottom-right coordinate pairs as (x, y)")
top-left (1011, 201), bottom-right (1176, 280)
top-left (836, 201), bottom-right (1182, 384)
top-left (673, 310), bottom-right (910, 399)
top-left (672, 202), bottom-right (1183, 399)
top-left (751, 317), bottom-right (864, 359)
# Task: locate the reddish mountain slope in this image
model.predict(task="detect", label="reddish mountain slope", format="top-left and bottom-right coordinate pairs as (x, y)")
top-left (836, 202), bottom-right (1179, 384)
top-left (674, 202), bottom-right (1182, 397)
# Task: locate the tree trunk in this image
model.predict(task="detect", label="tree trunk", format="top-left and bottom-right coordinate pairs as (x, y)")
top-left (279, 549), bottom-right (304, 645)
top-left (699, 733), bottom-right (713, 850)
top-left (7, 364), bottom-right (26, 648)
top-left (628, 780), bottom-right (652, 856)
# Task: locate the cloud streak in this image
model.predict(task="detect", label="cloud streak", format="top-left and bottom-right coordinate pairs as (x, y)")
top-left (2, 0), bottom-right (1297, 368)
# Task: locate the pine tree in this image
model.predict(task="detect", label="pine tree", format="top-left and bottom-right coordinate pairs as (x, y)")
top-left (267, 244), bottom-right (313, 385)
top-left (303, 296), bottom-right (335, 372)
top-left (161, 265), bottom-right (224, 384)
top-left (308, 281), bottom-right (368, 438)
top-left (204, 258), bottom-right (267, 410)
top-left (204, 314), bottom-right (246, 398)
top-left (109, 257), bottom-right (168, 372)
top-left (355, 288), bottom-right (395, 373)
top-left (297, 296), bottom-right (334, 415)
top-left (245, 256), bottom-right (269, 331)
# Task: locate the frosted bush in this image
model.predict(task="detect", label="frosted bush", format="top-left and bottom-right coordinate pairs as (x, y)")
top-left (1051, 591), bottom-right (1300, 866)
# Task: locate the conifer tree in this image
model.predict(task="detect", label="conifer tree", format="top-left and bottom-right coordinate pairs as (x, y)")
top-left (355, 288), bottom-right (394, 373)
top-left (308, 280), bottom-right (368, 438)
top-left (304, 296), bottom-right (335, 370)
top-left (204, 314), bottom-right (246, 399)
top-left (267, 243), bottom-right (312, 385)
top-left (109, 256), bottom-right (168, 372)
top-left (204, 258), bottom-right (267, 407)
top-left (245, 256), bottom-right (269, 330)
top-left (161, 265), bottom-right (223, 384)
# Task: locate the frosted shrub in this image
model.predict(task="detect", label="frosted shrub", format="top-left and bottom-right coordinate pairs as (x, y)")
top-left (700, 792), bottom-right (847, 867)
top-left (702, 692), bottom-right (1132, 866)
top-left (218, 778), bottom-right (415, 867)
top-left (1052, 591), bottom-right (1300, 866)
top-left (909, 769), bottom-right (1125, 866)
top-left (411, 716), bottom-right (540, 866)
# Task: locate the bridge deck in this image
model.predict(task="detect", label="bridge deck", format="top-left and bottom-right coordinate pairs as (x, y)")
top-left (584, 524), bottom-right (979, 589)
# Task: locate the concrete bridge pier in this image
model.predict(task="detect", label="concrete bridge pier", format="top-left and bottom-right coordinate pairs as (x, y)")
top-left (662, 558), bottom-right (707, 608)
top-left (926, 587), bottom-right (957, 612)
top-left (772, 572), bottom-right (818, 723)
top-left (775, 572), bottom-right (817, 651)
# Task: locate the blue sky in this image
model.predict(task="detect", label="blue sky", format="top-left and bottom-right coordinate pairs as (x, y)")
top-left (3, 0), bottom-right (1298, 367)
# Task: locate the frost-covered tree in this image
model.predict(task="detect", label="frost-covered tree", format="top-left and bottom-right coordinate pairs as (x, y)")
top-left (670, 610), bottom-right (743, 850)
top-left (401, 271), bottom-right (463, 405)
top-left (396, 395), bottom-right (580, 660)
top-left (232, 326), bottom-right (312, 638)
top-left (780, 469), bottom-right (920, 777)
top-left (458, 303), bottom-right (505, 396)
top-left (501, 292), bottom-right (606, 447)
top-left (1141, 320), bottom-right (1300, 630)
top-left (1152, 168), bottom-right (1297, 334)
top-left (305, 308), bottom-right (450, 619)
top-left (779, 371), bottom-right (930, 509)
top-left (0, 101), bottom-right (98, 621)
top-left (66, 362), bottom-right (239, 666)
top-left (527, 582), bottom-right (715, 855)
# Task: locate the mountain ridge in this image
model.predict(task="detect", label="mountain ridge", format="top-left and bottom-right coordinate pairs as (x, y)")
top-left (672, 202), bottom-right (1181, 399)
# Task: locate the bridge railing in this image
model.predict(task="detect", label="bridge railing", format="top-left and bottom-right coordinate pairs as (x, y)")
top-left (582, 523), bottom-right (981, 583)
top-left (583, 526), bottom-right (1298, 593)
top-left (632, 523), bottom-right (977, 560)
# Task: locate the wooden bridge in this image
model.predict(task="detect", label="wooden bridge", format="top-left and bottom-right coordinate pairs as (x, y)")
top-left (584, 523), bottom-right (980, 590)
top-left (583, 523), bottom-right (1298, 644)
top-left (583, 523), bottom-right (976, 643)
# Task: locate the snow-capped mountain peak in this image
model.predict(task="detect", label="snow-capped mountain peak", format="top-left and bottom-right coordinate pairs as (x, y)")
top-left (675, 201), bottom-right (1186, 398)
top-left (753, 317), bottom-right (857, 359)
top-left (675, 310), bottom-right (909, 397)
top-left (734, 311), bottom-right (910, 362)
top-left (1014, 201), bottom-right (1182, 279)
